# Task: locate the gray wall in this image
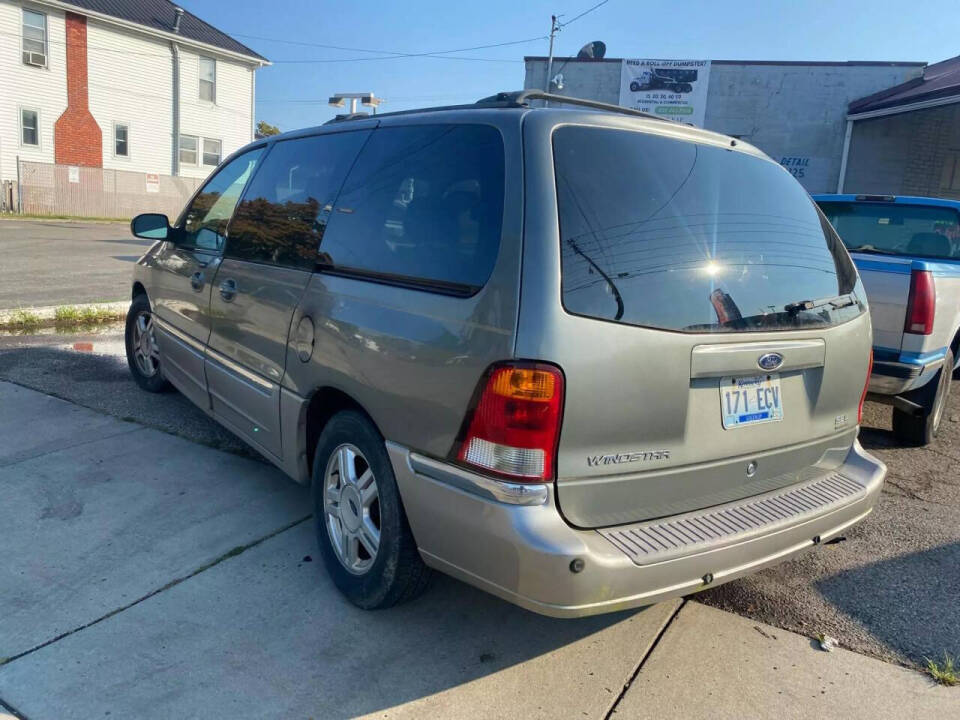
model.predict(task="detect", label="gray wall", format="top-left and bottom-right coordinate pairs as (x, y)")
top-left (844, 103), bottom-right (960, 200)
top-left (524, 59), bottom-right (923, 192)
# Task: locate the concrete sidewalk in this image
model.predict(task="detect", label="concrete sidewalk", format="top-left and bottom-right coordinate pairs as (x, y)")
top-left (0, 381), bottom-right (954, 718)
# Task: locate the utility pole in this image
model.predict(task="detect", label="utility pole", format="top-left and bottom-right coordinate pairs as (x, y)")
top-left (544, 14), bottom-right (559, 97)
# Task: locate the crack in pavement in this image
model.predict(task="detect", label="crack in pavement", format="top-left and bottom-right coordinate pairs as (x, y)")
top-left (0, 425), bottom-right (144, 469)
top-left (0, 695), bottom-right (29, 720)
top-left (0, 514), bottom-right (312, 671)
top-left (603, 599), bottom-right (687, 719)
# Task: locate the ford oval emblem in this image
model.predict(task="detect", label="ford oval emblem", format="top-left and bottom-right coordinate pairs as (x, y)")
top-left (758, 352), bottom-right (784, 371)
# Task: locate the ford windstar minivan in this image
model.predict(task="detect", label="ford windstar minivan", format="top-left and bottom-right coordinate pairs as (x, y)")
top-left (125, 91), bottom-right (886, 617)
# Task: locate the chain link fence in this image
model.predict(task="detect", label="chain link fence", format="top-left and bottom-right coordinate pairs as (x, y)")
top-left (15, 161), bottom-right (203, 219)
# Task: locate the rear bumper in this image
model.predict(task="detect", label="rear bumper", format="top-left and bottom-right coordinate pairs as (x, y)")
top-left (868, 347), bottom-right (945, 395)
top-left (389, 440), bottom-right (886, 618)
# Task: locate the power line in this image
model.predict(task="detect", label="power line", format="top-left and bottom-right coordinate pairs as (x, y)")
top-left (560, 0), bottom-right (611, 27)
top-left (226, 32), bottom-right (547, 57)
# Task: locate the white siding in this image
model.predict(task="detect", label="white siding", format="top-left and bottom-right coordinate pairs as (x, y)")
top-left (1, 0), bottom-right (257, 185)
top-left (0, 0), bottom-right (67, 182)
top-left (87, 18), bottom-right (173, 174)
top-left (177, 48), bottom-right (254, 179)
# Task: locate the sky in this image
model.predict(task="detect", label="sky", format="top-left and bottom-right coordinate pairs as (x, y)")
top-left (184, 0), bottom-right (960, 131)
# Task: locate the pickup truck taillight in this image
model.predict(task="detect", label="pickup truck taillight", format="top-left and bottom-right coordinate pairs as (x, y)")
top-left (904, 269), bottom-right (935, 335)
top-left (456, 362), bottom-right (564, 482)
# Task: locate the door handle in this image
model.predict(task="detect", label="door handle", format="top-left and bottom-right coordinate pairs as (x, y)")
top-left (190, 271), bottom-right (204, 291)
top-left (219, 278), bottom-right (238, 302)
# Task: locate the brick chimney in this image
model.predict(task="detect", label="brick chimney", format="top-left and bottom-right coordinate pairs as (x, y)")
top-left (54, 12), bottom-right (102, 167)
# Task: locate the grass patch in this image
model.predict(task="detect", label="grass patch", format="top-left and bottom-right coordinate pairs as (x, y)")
top-left (926, 652), bottom-right (959, 686)
top-left (54, 305), bottom-right (123, 326)
top-left (7, 308), bottom-right (42, 328)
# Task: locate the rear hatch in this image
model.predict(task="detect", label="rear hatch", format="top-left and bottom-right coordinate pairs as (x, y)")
top-left (815, 199), bottom-right (960, 352)
top-left (520, 118), bottom-right (872, 529)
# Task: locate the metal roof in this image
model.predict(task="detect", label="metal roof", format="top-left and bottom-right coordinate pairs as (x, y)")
top-left (59, 0), bottom-right (267, 61)
top-left (849, 55), bottom-right (960, 115)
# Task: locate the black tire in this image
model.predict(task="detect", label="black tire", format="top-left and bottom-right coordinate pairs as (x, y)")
top-left (892, 348), bottom-right (953, 446)
top-left (311, 410), bottom-right (431, 609)
top-left (124, 293), bottom-right (171, 393)
top-left (630, 80), bottom-right (641, 92)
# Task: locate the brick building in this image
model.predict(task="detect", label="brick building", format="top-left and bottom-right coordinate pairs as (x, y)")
top-left (840, 56), bottom-right (960, 200)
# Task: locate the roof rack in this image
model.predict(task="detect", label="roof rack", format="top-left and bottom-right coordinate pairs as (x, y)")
top-left (322, 90), bottom-right (670, 123)
top-left (474, 90), bottom-right (670, 123)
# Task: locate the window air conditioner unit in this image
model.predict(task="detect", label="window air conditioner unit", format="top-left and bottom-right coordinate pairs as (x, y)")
top-left (23, 52), bottom-right (46, 67)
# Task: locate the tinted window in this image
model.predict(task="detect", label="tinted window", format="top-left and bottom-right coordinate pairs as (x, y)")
top-left (180, 148), bottom-right (263, 251)
top-left (817, 201), bottom-right (960, 260)
top-left (554, 126), bottom-right (862, 333)
top-left (226, 131), bottom-right (370, 270)
top-left (321, 124), bottom-right (505, 292)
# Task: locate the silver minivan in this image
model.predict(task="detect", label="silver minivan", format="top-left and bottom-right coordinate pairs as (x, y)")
top-left (125, 91), bottom-right (886, 617)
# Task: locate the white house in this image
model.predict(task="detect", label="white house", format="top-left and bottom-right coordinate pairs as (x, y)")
top-left (0, 0), bottom-right (268, 193)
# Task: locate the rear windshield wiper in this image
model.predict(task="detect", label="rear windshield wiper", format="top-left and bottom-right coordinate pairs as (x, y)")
top-left (845, 245), bottom-right (900, 255)
top-left (784, 293), bottom-right (857, 315)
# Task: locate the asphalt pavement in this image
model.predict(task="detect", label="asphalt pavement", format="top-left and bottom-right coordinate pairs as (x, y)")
top-left (1, 325), bottom-right (959, 673)
top-left (0, 219), bottom-right (145, 310)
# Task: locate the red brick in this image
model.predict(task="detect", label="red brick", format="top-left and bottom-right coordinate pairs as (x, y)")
top-left (54, 13), bottom-right (102, 167)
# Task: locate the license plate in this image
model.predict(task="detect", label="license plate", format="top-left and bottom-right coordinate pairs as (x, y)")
top-left (720, 374), bottom-right (783, 429)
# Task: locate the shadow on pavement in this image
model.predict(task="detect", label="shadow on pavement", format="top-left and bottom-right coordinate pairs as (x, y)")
top-left (816, 542), bottom-right (960, 664)
top-left (0, 331), bottom-right (256, 459)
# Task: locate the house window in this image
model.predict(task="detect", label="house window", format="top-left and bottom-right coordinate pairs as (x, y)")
top-left (940, 152), bottom-right (960, 192)
top-left (20, 108), bottom-right (39, 146)
top-left (179, 134), bottom-right (199, 165)
top-left (202, 138), bottom-right (222, 166)
top-left (199, 57), bottom-right (216, 102)
top-left (114, 123), bottom-right (129, 157)
top-left (22, 9), bottom-right (47, 67)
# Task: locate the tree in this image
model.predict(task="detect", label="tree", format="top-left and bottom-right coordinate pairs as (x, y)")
top-left (255, 120), bottom-right (280, 139)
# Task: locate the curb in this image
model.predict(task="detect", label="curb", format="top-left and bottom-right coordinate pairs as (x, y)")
top-left (0, 300), bottom-right (128, 329)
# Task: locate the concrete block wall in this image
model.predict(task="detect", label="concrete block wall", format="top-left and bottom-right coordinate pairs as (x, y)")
top-left (523, 58), bottom-right (924, 192)
top-left (845, 103), bottom-right (960, 199)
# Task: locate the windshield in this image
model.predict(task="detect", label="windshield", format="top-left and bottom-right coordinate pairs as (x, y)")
top-left (816, 201), bottom-right (960, 261)
top-left (554, 126), bottom-right (863, 333)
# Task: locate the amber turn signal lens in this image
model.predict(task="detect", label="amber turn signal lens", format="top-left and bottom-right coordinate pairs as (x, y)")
top-left (490, 368), bottom-right (556, 401)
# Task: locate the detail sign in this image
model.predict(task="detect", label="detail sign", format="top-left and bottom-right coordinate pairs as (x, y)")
top-left (776, 156), bottom-right (831, 192)
top-left (68, 166), bottom-right (80, 184)
top-left (620, 59), bottom-right (712, 126)
top-left (145, 173), bottom-right (160, 193)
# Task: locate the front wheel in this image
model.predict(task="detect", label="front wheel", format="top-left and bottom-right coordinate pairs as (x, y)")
top-left (892, 348), bottom-right (953, 445)
top-left (124, 294), bottom-right (171, 393)
top-left (312, 410), bottom-right (431, 609)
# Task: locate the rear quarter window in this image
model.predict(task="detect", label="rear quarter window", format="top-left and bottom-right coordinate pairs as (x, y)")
top-left (554, 126), bottom-right (862, 332)
top-left (319, 124), bottom-right (505, 293)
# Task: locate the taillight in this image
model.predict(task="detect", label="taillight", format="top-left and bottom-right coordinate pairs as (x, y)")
top-left (904, 270), bottom-right (935, 335)
top-left (456, 362), bottom-right (564, 482)
top-left (858, 350), bottom-right (873, 425)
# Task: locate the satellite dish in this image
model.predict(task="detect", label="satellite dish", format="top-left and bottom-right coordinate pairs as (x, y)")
top-left (576, 41), bottom-right (606, 60)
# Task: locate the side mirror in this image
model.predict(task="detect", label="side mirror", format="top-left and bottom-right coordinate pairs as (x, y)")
top-left (131, 213), bottom-right (171, 240)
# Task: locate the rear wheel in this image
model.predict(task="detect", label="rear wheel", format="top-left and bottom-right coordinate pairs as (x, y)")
top-left (124, 294), bottom-right (170, 393)
top-left (312, 410), bottom-right (430, 609)
top-left (892, 348), bottom-right (953, 445)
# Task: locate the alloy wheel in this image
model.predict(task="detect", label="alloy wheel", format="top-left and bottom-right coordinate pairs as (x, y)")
top-left (132, 311), bottom-right (160, 377)
top-left (323, 444), bottom-right (381, 575)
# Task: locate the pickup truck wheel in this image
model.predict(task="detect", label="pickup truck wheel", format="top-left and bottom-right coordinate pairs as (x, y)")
top-left (124, 294), bottom-right (171, 393)
top-left (312, 410), bottom-right (431, 609)
top-left (892, 348), bottom-right (953, 445)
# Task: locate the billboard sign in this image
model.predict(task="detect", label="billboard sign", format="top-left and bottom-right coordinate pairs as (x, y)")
top-left (620, 59), bottom-right (711, 126)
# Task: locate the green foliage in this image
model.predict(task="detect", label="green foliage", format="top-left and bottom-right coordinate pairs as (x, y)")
top-left (256, 120), bottom-right (281, 138)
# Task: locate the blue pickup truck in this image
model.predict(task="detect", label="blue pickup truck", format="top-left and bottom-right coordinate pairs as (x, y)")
top-left (814, 194), bottom-right (960, 445)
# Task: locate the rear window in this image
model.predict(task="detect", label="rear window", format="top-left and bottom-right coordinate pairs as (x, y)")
top-left (320, 124), bottom-right (505, 294)
top-left (816, 201), bottom-right (960, 261)
top-left (554, 126), bottom-right (862, 333)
